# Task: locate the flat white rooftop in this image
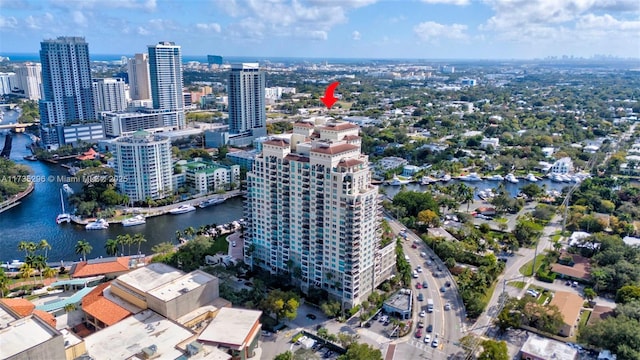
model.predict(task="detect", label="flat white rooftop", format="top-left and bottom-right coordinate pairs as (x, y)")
top-left (521, 334), bottom-right (578, 360)
top-left (84, 309), bottom-right (194, 360)
top-left (148, 270), bottom-right (217, 302)
top-left (199, 308), bottom-right (261, 347)
top-left (0, 316), bottom-right (60, 359)
top-left (115, 262), bottom-right (184, 294)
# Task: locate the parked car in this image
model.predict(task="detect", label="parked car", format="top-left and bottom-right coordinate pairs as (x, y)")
top-left (440, 286), bottom-right (446, 293)
top-left (419, 310), bottom-right (426, 317)
top-left (411, 243), bottom-right (418, 249)
top-left (444, 303), bottom-right (451, 311)
top-left (232, 241), bottom-right (237, 247)
top-left (306, 313), bottom-right (317, 320)
top-left (416, 282), bottom-right (422, 289)
top-left (415, 329), bottom-right (423, 338)
top-left (422, 281), bottom-right (428, 288)
top-left (417, 320), bottom-right (424, 328)
top-left (418, 293), bottom-right (424, 301)
top-left (416, 266), bottom-right (422, 273)
top-left (424, 334), bottom-right (431, 343)
top-left (432, 336), bottom-right (440, 348)
top-left (426, 324), bottom-right (433, 332)
top-left (445, 281), bottom-right (451, 287)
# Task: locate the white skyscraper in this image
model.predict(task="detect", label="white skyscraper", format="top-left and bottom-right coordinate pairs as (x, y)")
top-left (15, 63), bottom-right (42, 100)
top-left (244, 120), bottom-right (396, 308)
top-left (114, 131), bottom-right (173, 202)
top-left (148, 42), bottom-right (185, 129)
top-left (0, 72), bottom-right (16, 95)
top-left (228, 63), bottom-right (267, 140)
top-left (127, 53), bottom-right (151, 101)
top-left (92, 78), bottom-right (127, 113)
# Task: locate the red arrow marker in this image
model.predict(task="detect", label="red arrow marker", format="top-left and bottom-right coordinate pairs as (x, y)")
top-left (321, 81), bottom-right (340, 109)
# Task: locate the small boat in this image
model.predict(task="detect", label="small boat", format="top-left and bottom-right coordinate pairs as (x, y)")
top-left (525, 173), bottom-right (538, 182)
top-left (388, 175), bottom-right (411, 186)
top-left (421, 176), bottom-right (438, 185)
top-left (56, 188), bottom-right (71, 224)
top-left (23, 155), bottom-right (37, 161)
top-left (62, 183), bottom-right (74, 195)
top-left (440, 174), bottom-right (452, 182)
top-left (478, 188), bottom-right (496, 201)
top-left (485, 174), bottom-right (504, 181)
top-left (505, 173), bottom-right (519, 183)
top-left (1, 260), bottom-right (25, 270)
top-left (85, 219), bottom-right (109, 230)
top-left (121, 215), bottom-right (146, 227)
top-left (199, 198), bottom-right (225, 208)
top-left (458, 173), bottom-right (482, 182)
top-left (169, 204), bottom-right (196, 215)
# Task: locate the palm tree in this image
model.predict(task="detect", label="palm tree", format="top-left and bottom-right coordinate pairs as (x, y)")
top-left (18, 241), bottom-right (37, 258)
top-left (42, 267), bottom-right (57, 280)
top-left (184, 226), bottom-right (196, 239)
top-left (151, 242), bottom-right (174, 255)
top-left (75, 240), bottom-right (93, 262)
top-left (19, 263), bottom-right (36, 286)
top-left (133, 234), bottom-right (147, 255)
top-left (175, 230), bottom-right (183, 241)
top-left (0, 269), bottom-right (9, 297)
top-left (38, 239), bottom-right (52, 260)
top-left (32, 255), bottom-right (47, 282)
top-left (105, 239), bottom-right (119, 257)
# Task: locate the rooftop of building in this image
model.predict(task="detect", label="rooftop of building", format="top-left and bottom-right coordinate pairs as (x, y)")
top-left (115, 262), bottom-right (185, 294)
top-left (198, 307), bottom-right (262, 348)
top-left (84, 309), bottom-right (194, 360)
top-left (60, 328), bottom-right (83, 348)
top-left (384, 290), bottom-right (412, 312)
top-left (0, 313), bottom-right (61, 359)
top-left (183, 160), bottom-right (225, 174)
top-left (0, 298), bottom-right (35, 317)
top-left (550, 252), bottom-right (592, 281)
top-left (70, 256), bottom-right (131, 278)
top-left (549, 291), bottom-right (584, 326)
top-left (520, 334), bottom-right (578, 360)
top-left (588, 305), bottom-right (615, 327)
top-left (319, 122), bottom-right (359, 131)
top-left (311, 143), bottom-right (359, 155)
top-left (147, 270), bottom-right (218, 302)
top-left (82, 282), bottom-right (133, 327)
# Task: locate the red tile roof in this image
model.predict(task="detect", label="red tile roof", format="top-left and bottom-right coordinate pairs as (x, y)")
top-left (0, 298), bottom-right (35, 317)
top-left (76, 148), bottom-right (99, 161)
top-left (71, 256), bottom-right (131, 278)
top-left (294, 122), bottom-right (314, 128)
top-left (263, 139), bottom-right (289, 147)
top-left (550, 252), bottom-right (592, 281)
top-left (338, 158), bottom-right (364, 167)
top-left (33, 309), bottom-right (56, 328)
top-left (549, 291), bottom-right (583, 328)
top-left (311, 143), bottom-right (358, 155)
top-left (284, 154), bottom-right (310, 163)
top-left (343, 135), bottom-right (360, 140)
top-left (82, 282), bottom-right (132, 327)
top-left (321, 123), bottom-right (359, 131)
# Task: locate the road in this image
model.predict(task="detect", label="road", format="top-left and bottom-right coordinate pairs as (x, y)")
top-left (385, 215), bottom-right (465, 359)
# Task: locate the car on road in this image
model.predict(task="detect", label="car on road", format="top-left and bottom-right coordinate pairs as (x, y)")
top-left (422, 281), bottom-right (428, 288)
top-left (417, 293), bottom-right (424, 301)
top-left (419, 310), bottom-right (426, 317)
top-left (416, 282), bottom-right (422, 289)
top-left (416, 266), bottom-right (422, 273)
top-left (425, 260), bottom-right (432, 265)
top-left (572, 281), bottom-right (578, 287)
top-left (445, 281), bottom-right (451, 287)
top-left (426, 324), bottom-right (433, 332)
top-left (420, 252), bottom-right (427, 258)
top-left (411, 243), bottom-right (417, 249)
top-left (440, 286), bottom-right (446, 293)
top-left (424, 334), bottom-right (431, 343)
top-left (232, 241), bottom-right (237, 247)
top-left (444, 303), bottom-right (451, 311)
top-left (432, 336), bottom-right (439, 348)
top-left (306, 313), bottom-right (317, 320)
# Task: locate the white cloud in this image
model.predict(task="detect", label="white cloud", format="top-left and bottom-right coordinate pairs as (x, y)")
top-left (576, 13), bottom-right (640, 31)
top-left (421, 0), bottom-right (470, 5)
top-left (51, 0), bottom-right (156, 11)
top-left (137, 26), bottom-right (150, 35)
top-left (414, 21), bottom-right (468, 42)
top-left (196, 23), bottom-right (222, 32)
top-left (148, 18), bottom-right (177, 31)
top-left (217, 0), bottom-right (376, 41)
top-left (0, 15), bottom-right (18, 29)
top-left (72, 11), bottom-right (88, 27)
top-left (352, 30), bottom-right (361, 40)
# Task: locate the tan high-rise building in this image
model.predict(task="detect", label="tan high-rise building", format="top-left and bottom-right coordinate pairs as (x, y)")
top-left (244, 119), bottom-right (396, 308)
top-left (16, 63), bottom-right (42, 100)
top-left (127, 53), bottom-right (151, 101)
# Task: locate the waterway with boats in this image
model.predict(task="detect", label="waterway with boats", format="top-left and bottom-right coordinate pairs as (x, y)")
top-left (0, 108), bottom-right (574, 264)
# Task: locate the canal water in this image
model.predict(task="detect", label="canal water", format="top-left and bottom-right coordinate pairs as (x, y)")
top-left (0, 109), bottom-right (245, 263)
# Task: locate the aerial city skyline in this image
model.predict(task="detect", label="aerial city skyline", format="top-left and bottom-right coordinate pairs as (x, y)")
top-left (1, 0), bottom-right (639, 59)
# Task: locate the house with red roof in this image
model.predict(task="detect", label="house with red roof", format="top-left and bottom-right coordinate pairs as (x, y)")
top-left (81, 282), bottom-right (133, 331)
top-left (70, 256), bottom-right (135, 279)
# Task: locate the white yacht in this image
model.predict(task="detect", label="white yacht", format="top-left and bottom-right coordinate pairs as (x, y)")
top-left (199, 198), bottom-right (225, 208)
top-left (458, 173), bottom-right (482, 182)
top-left (122, 215), bottom-right (146, 227)
top-left (505, 173), bottom-right (519, 183)
top-left (478, 189), bottom-right (496, 201)
top-left (485, 174), bottom-right (504, 181)
top-left (525, 173), bottom-right (539, 182)
top-left (389, 175), bottom-right (411, 186)
top-left (421, 176), bottom-right (438, 185)
top-left (85, 219), bottom-right (109, 230)
top-left (440, 174), bottom-right (452, 182)
top-left (169, 204), bottom-right (196, 215)
top-left (56, 188), bottom-right (71, 224)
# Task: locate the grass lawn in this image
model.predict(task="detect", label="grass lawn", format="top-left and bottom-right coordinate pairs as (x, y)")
top-left (482, 281), bottom-right (499, 309)
top-left (537, 292), bottom-right (551, 305)
top-left (519, 254), bottom-right (546, 276)
top-left (579, 310), bottom-right (592, 329)
top-left (507, 281), bottom-right (527, 289)
top-left (551, 234), bottom-right (562, 242)
top-left (336, 101), bottom-right (353, 110)
top-left (210, 234), bottom-right (229, 254)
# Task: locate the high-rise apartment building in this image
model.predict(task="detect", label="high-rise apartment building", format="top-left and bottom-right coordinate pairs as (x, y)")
top-left (15, 63), bottom-right (42, 100)
top-left (148, 42), bottom-right (185, 129)
top-left (228, 63), bottom-right (267, 143)
top-left (0, 72), bottom-right (16, 95)
top-left (39, 36), bottom-right (97, 149)
top-left (92, 78), bottom-right (127, 113)
top-left (127, 53), bottom-right (151, 101)
top-left (114, 131), bottom-right (173, 202)
top-left (244, 120), bottom-right (396, 308)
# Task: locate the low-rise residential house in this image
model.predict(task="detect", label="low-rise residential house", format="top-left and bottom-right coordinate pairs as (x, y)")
top-left (180, 159), bottom-right (241, 194)
top-left (550, 157), bottom-right (574, 174)
top-left (549, 291), bottom-right (584, 337)
top-left (70, 256), bottom-right (136, 279)
top-left (375, 156), bottom-right (408, 172)
top-left (550, 252), bottom-right (592, 283)
top-left (587, 305), bottom-right (614, 327)
top-left (480, 137), bottom-right (499, 149)
top-left (402, 165), bottom-right (421, 177)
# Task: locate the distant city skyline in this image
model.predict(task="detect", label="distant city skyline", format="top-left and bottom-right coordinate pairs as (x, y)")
top-left (0, 0), bottom-right (639, 60)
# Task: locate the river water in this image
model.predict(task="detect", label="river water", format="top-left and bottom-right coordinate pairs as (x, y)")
top-left (0, 109), bottom-right (245, 263)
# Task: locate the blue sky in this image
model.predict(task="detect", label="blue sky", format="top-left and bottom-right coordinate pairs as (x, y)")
top-left (0, 0), bottom-right (639, 59)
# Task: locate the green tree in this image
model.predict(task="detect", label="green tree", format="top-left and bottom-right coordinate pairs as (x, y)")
top-left (42, 267), bottom-right (57, 280)
top-left (321, 300), bottom-right (342, 318)
top-left (133, 233), bottom-right (147, 255)
top-left (19, 263), bottom-right (36, 286)
top-left (579, 315), bottom-right (640, 360)
top-left (583, 287), bottom-right (597, 302)
top-left (337, 333), bottom-right (358, 348)
top-left (260, 289), bottom-right (300, 322)
top-left (273, 351), bottom-right (293, 360)
top-left (478, 340), bottom-right (508, 360)
top-left (105, 239), bottom-right (119, 257)
top-left (337, 343), bottom-right (383, 360)
top-left (0, 268), bottom-right (9, 297)
top-left (151, 242), bottom-right (175, 255)
top-left (616, 285), bottom-right (640, 304)
top-left (38, 239), bottom-right (51, 260)
top-left (75, 240), bottom-right (93, 262)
